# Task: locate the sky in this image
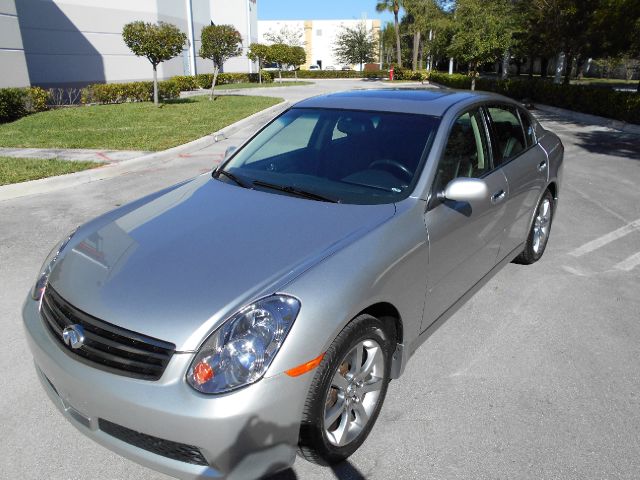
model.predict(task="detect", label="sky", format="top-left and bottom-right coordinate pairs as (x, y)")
top-left (257, 0), bottom-right (394, 23)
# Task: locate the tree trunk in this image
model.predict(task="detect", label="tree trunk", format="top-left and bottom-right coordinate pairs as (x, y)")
top-left (394, 6), bottom-right (402, 67)
top-left (210, 65), bottom-right (219, 100)
top-left (471, 63), bottom-right (477, 90)
top-left (258, 59), bottom-right (262, 84)
top-left (152, 64), bottom-right (159, 106)
top-left (449, 57), bottom-right (454, 75)
top-left (541, 57), bottom-right (549, 78)
top-left (563, 54), bottom-right (573, 85)
top-left (554, 52), bottom-right (565, 84)
top-left (412, 31), bottom-right (420, 71)
top-left (278, 68), bottom-right (282, 82)
top-left (501, 50), bottom-right (510, 80)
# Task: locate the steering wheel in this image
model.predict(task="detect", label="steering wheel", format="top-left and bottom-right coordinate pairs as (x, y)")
top-left (369, 159), bottom-right (413, 182)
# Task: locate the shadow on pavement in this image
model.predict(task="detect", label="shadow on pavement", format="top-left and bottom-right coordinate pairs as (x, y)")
top-left (572, 130), bottom-right (640, 160)
top-left (264, 459), bottom-right (367, 480)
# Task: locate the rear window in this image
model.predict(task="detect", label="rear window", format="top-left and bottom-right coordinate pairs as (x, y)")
top-left (487, 105), bottom-right (526, 164)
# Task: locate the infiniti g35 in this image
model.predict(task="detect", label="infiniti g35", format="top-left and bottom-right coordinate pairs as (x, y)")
top-left (23, 89), bottom-right (563, 479)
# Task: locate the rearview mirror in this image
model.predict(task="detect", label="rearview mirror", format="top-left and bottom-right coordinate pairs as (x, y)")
top-left (442, 177), bottom-right (489, 203)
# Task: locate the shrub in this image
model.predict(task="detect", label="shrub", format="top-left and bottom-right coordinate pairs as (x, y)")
top-left (279, 69), bottom-right (364, 79)
top-left (171, 75), bottom-right (198, 91)
top-left (0, 87), bottom-right (50, 123)
top-left (428, 73), bottom-right (640, 125)
top-left (81, 80), bottom-right (180, 104)
top-left (193, 71), bottom-right (273, 89)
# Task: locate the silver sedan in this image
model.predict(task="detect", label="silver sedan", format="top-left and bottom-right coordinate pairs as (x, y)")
top-left (23, 89), bottom-right (563, 479)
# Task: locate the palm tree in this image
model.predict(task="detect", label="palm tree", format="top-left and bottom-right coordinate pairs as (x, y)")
top-left (376, 0), bottom-right (402, 67)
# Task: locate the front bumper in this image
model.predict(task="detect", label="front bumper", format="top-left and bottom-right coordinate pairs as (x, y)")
top-left (23, 297), bottom-right (311, 480)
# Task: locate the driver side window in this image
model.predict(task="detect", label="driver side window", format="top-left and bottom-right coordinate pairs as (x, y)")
top-left (434, 109), bottom-right (490, 193)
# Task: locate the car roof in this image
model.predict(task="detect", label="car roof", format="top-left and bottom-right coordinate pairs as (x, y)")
top-left (294, 88), bottom-right (512, 117)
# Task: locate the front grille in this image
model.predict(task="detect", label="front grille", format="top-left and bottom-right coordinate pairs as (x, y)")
top-left (98, 419), bottom-right (208, 466)
top-left (41, 287), bottom-right (175, 380)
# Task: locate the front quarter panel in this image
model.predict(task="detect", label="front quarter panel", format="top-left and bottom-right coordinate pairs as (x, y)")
top-left (267, 198), bottom-right (430, 379)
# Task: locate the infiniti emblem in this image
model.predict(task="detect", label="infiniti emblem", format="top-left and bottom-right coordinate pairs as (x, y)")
top-left (62, 324), bottom-right (85, 349)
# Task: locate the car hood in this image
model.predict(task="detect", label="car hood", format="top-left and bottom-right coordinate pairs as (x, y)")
top-left (49, 175), bottom-right (395, 351)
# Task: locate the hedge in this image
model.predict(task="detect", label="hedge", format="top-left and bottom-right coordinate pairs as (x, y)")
top-left (81, 80), bottom-right (180, 104)
top-left (0, 87), bottom-right (48, 123)
top-left (429, 72), bottom-right (640, 125)
top-left (193, 72), bottom-right (273, 89)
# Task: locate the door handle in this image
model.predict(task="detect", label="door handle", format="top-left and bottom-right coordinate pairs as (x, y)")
top-left (537, 160), bottom-right (548, 172)
top-left (491, 189), bottom-right (506, 204)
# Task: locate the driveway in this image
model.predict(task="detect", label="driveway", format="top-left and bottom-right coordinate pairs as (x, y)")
top-left (2, 79), bottom-right (639, 480)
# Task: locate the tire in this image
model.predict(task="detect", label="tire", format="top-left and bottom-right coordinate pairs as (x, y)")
top-left (514, 189), bottom-right (554, 265)
top-left (298, 314), bottom-right (394, 465)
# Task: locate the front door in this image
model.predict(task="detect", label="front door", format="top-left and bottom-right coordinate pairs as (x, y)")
top-left (422, 108), bottom-right (509, 332)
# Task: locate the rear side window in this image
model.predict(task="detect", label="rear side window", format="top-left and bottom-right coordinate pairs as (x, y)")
top-left (487, 105), bottom-right (526, 164)
top-left (518, 108), bottom-right (536, 147)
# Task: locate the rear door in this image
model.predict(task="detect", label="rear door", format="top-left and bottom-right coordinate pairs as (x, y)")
top-left (486, 104), bottom-right (547, 259)
top-left (422, 107), bottom-right (509, 331)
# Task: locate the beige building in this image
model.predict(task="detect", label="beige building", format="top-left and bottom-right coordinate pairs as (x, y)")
top-left (258, 19), bottom-right (380, 70)
top-left (1, 0), bottom-right (258, 88)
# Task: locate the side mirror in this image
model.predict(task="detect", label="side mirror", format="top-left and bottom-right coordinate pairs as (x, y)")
top-left (441, 177), bottom-right (489, 203)
top-left (224, 146), bottom-right (237, 160)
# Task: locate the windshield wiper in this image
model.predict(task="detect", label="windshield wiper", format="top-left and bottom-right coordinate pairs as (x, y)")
top-left (252, 180), bottom-right (339, 203)
top-left (339, 179), bottom-right (401, 193)
top-left (215, 169), bottom-right (253, 189)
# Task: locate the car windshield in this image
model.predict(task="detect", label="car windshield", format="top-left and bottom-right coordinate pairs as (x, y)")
top-left (217, 107), bottom-right (439, 205)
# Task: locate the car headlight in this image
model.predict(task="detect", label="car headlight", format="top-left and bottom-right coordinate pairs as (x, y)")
top-left (31, 229), bottom-right (76, 301)
top-left (187, 295), bottom-right (300, 394)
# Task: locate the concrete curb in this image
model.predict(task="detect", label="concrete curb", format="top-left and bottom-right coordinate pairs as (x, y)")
top-left (0, 100), bottom-right (289, 202)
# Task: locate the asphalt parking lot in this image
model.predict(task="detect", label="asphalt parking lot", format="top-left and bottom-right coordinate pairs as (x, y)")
top-left (1, 80), bottom-right (639, 480)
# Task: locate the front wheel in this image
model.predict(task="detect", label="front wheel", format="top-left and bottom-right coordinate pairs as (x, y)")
top-left (514, 189), bottom-right (554, 265)
top-left (298, 314), bottom-right (393, 465)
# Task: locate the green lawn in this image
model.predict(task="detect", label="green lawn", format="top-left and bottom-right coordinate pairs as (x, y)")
top-left (216, 81), bottom-right (312, 89)
top-left (0, 157), bottom-right (100, 185)
top-left (571, 78), bottom-right (637, 88)
top-left (0, 95), bottom-right (283, 151)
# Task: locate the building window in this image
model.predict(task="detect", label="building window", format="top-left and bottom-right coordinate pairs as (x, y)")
top-left (316, 29), bottom-right (322, 36)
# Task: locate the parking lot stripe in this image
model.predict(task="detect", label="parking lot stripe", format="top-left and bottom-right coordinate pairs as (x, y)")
top-left (613, 251), bottom-right (640, 272)
top-left (569, 219), bottom-right (640, 257)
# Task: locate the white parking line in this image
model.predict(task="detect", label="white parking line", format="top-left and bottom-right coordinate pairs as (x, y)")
top-left (569, 219), bottom-right (640, 257)
top-left (613, 251), bottom-right (640, 272)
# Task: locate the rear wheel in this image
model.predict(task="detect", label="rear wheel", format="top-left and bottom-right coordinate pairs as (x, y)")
top-left (298, 314), bottom-right (393, 465)
top-left (514, 189), bottom-right (554, 265)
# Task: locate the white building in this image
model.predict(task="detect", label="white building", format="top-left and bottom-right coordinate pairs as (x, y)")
top-left (0, 0), bottom-right (258, 88)
top-left (258, 19), bottom-right (380, 70)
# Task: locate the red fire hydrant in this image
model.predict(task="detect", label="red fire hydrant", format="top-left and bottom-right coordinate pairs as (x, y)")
top-left (389, 67), bottom-right (394, 81)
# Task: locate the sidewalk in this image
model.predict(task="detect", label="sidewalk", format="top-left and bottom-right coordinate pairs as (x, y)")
top-left (0, 100), bottom-right (289, 201)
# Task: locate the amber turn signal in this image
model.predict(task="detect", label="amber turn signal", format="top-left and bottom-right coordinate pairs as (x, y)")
top-left (285, 353), bottom-right (325, 377)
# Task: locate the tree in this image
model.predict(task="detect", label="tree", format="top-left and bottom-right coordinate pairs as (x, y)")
top-left (263, 25), bottom-right (305, 47)
top-left (403, 0), bottom-right (445, 71)
top-left (248, 43), bottom-right (270, 84)
top-left (376, 0), bottom-right (403, 66)
top-left (447, 0), bottom-right (514, 89)
top-left (334, 22), bottom-right (378, 72)
top-left (380, 22), bottom-right (397, 67)
top-left (288, 46), bottom-right (307, 79)
top-left (267, 43), bottom-right (291, 81)
top-left (199, 24), bottom-right (242, 99)
top-left (122, 21), bottom-right (186, 106)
